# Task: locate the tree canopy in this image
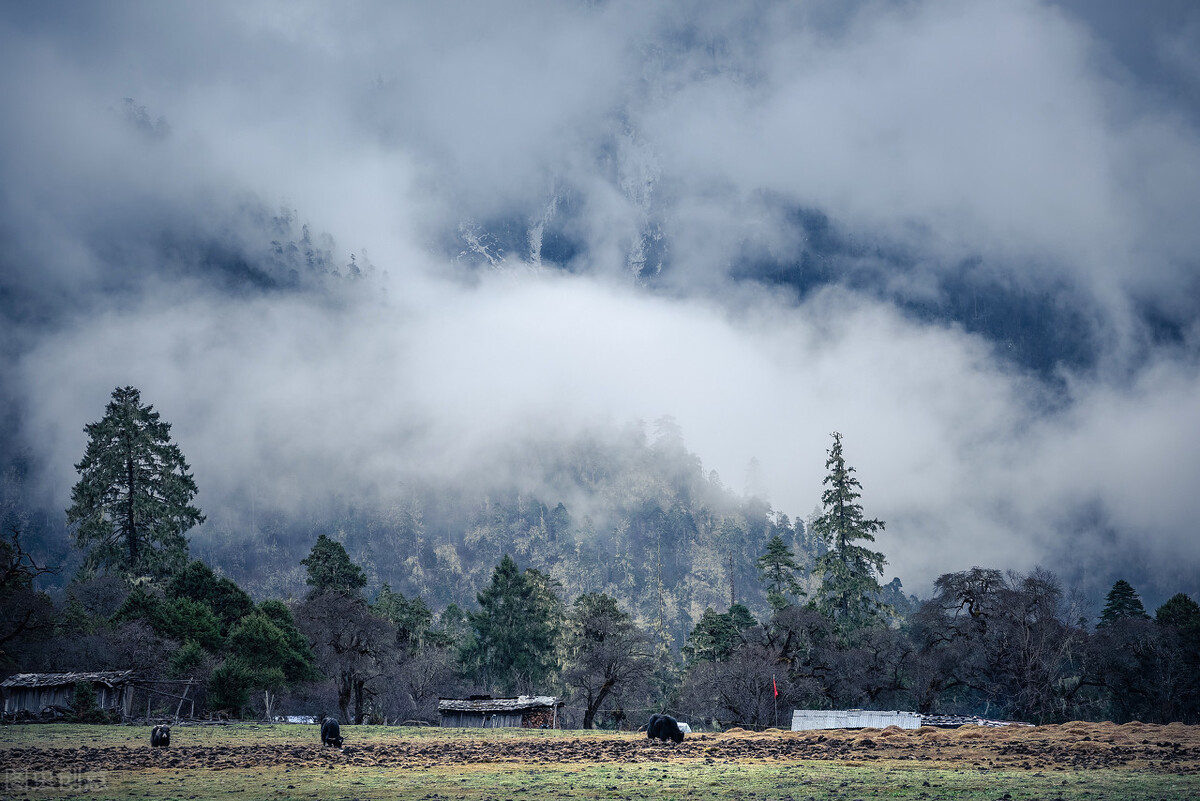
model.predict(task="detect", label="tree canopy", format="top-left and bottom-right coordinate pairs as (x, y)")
top-left (301, 534), bottom-right (367, 597)
top-left (810, 432), bottom-right (887, 633)
top-left (757, 533), bottom-right (806, 613)
top-left (66, 386), bottom-right (203, 579)
top-left (562, 592), bottom-right (653, 728)
top-left (461, 554), bottom-right (561, 694)
top-left (1098, 579), bottom-right (1150, 626)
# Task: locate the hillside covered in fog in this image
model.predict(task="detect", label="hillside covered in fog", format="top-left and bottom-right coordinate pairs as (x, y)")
top-left (3, 0), bottom-right (1200, 620)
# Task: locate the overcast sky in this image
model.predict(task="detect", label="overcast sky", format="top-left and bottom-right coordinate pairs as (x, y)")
top-left (3, 0), bottom-right (1199, 604)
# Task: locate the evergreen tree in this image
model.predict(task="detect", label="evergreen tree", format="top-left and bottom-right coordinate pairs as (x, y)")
top-left (66, 386), bottom-right (203, 579)
top-left (257, 599), bottom-right (320, 677)
top-left (1155, 593), bottom-right (1200, 630)
top-left (373, 583), bottom-right (436, 651)
top-left (683, 603), bottom-right (757, 662)
top-left (810, 432), bottom-right (887, 633)
top-left (167, 560), bottom-right (254, 634)
top-left (155, 596), bottom-right (225, 653)
top-left (169, 639), bottom-right (210, 679)
top-left (1098, 579), bottom-right (1150, 626)
top-left (113, 586), bottom-right (224, 652)
top-left (461, 555), bottom-right (560, 694)
top-left (225, 609), bottom-right (319, 720)
top-left (301, 534), bottom-right (367, 597)
top-left (757, 533), bottom-right (806, 612)
top-left (1155, 593), bottom-right (1200, 722)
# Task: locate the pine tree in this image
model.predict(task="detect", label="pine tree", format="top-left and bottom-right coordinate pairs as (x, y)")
top-left (1098, 579), bottom-right (1150, 626)
top-left (225, 606), bottom-right (319, 720)
top-left (301, 534), bottom-right (367, 597)
top-left (810, 432), bottom-right (887, 632)
top-left (167, 560), bottom-right (255, 634)
top-left (66, 386), bottom-right (203, 579)
top-left (757, 534), bottom-right (806, 612)
top-left (682, 603), bottom-right (757, 662)
top-left (461, 555), bottom-right (561, 693)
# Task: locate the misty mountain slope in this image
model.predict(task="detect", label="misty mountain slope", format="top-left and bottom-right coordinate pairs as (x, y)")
top-left (450, 196), bottom-right (1112, 377)
top-left (187, 424), bottom-right (822, 648)
top-left (2, 0), bottom-right (1200, 627)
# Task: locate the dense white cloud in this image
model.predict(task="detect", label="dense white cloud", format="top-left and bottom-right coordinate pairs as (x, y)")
top-left (3, 0), bottom-right (1199, 602)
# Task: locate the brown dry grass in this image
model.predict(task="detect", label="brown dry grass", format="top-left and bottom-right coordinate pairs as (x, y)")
top-left (1, 720), bottom-right (1197, 775)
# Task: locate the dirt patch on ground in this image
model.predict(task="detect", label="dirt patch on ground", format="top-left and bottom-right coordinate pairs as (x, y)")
top-left (2, 722), bottom-right (1197, 775)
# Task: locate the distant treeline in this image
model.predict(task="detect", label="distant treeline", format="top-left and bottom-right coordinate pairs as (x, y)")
top-left (1, 388), bottom-right (1197, 728)
top-left (5, 529), bottom-right (1198, 728)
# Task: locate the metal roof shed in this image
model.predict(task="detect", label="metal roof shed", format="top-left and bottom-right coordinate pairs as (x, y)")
top-left (791, 709), bottom-right (922, 731)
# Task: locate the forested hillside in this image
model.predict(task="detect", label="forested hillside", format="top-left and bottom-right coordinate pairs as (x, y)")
top-left (9, 408), bottom-right (828, 649)
top-left (196, 421), bottom-right (828, 649)
top-left (3, 389), bottom-right (1197, 731)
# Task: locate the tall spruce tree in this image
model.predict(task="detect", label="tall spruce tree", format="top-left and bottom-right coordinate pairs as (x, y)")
top-left (460, 555), bottom-right (561, 694)
top-left (301, 534), bottom-right (367, 598)
top-left (757, 534), bottom-right (806, 612)
top-left (1098, 579), bottom-right (1150, 626)
top-left (66, 386), bottom-right (203, 579)
top-left (811, 432), bottom-right (887, 632)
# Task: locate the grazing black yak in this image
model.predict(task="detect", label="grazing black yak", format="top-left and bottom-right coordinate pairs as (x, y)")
top-left (150, 725), bottom-right (171, 747)
top-left (320, 717), bottom-right (344, 747)
top-left (646, 713), bottom-right (685, 744)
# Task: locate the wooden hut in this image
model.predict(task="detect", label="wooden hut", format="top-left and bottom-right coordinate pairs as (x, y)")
top-left (438, 695), bottom-right (563, 729)
top-left (1, 671), bottom-right (136, 718)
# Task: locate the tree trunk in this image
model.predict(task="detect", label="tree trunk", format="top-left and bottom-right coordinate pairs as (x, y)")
top-left (126, 451), bottom-right (139, 568)
top-left (582, 680), bottom-right (615, 729)
top-left (337, 672), bottom-right (352, 724)
top-left (353, 678), bottom-right (366, 725)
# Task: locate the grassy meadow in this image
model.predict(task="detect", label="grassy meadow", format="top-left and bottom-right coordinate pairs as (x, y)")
top-left (0, 723), bottom-right (1196, 801)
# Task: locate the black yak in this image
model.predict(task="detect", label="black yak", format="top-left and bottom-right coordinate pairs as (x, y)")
top-left (150, 725), bottom-right (171, 748)
top-left (320, 717), bottom-right (344, 747)
top-left (646, 713), bottom-right (684, 743)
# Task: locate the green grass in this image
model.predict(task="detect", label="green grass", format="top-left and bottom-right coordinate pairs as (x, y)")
top-left (7, 760), bottom-right (1196, 801)
top-left (2, 725), bottom-right (1197, 800)
top-left (0, 722), bottom-right (619, 750)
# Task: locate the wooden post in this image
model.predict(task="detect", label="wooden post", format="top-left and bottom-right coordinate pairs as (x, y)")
top-left (173, 679), bottom-right (192, 722)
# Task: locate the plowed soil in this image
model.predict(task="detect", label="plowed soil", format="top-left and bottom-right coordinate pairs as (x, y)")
top-left (2, 721), bottom-right (1197, 775)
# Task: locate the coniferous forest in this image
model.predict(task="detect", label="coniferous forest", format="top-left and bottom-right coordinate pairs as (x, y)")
top-left (3, 387), bottom-right (1197, 730)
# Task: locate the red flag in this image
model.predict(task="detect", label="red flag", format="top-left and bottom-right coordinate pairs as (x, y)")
top-left (773, 676), bottom-right (778, 698)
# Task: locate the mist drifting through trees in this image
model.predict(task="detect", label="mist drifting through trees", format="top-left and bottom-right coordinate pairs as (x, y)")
top-left (4, 394), bottom-right (1198, 729)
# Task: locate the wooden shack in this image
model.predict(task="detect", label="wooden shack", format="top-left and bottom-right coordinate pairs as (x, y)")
top-left (1, 671), bottom-right (136, 718)
top-left (438, 695), bottom-right (563, 729)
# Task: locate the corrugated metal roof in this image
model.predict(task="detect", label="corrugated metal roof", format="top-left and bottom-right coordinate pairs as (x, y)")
top-left (438, 695), bottom-right (562, 712)
top-left (792, 710), bottom-right (922, 730)
top-left (790, 709), bottom-right (1032, 730)
top-left (0, 671), bottom-right (136, 689)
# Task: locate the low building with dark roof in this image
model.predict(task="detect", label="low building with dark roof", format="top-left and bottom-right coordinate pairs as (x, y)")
top-left (438, 695), bottom-right (563, 729)
top-left (1, 671), bottom-right (136, 718)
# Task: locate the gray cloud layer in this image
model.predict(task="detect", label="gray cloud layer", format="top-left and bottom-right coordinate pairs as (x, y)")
top-left (3, 0), bottom-right (1199, 603)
